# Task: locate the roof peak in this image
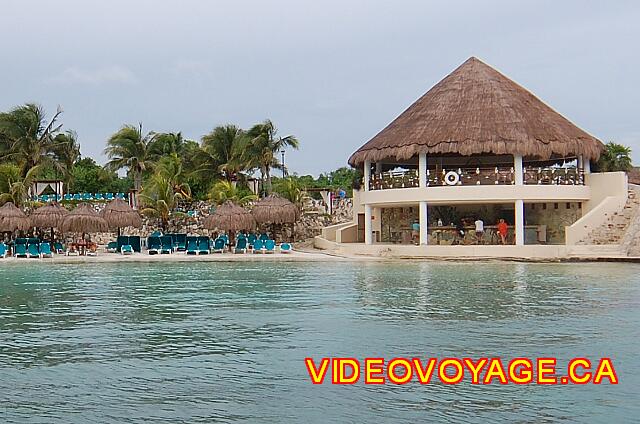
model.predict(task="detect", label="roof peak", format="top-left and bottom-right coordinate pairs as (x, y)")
top-left (348, 59), bottom-right (603, 165)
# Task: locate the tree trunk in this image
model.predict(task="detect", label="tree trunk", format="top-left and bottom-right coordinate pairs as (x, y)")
top-left (134, 168), bottom-right (142, 192)
top-left (265, 168), bottom-right (272, 195)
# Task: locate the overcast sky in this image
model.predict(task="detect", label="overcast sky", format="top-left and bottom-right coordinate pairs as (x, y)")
top-left (1, 0), bottom-right (639, 175)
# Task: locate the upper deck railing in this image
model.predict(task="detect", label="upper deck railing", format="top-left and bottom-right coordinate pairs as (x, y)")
top-left (368, 166), bottom-right (584, 190)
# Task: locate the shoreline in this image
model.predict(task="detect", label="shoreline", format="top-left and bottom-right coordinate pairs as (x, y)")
top-left (2, 247), bottom-right (640, 264)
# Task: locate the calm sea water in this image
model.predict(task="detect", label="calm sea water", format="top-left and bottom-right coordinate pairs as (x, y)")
top-left (0, 261), bottom-right (638, 423)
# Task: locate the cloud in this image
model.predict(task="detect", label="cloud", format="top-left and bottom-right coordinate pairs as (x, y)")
top-left (49, 65), bottom-right (136, 85)
top-left (170, 60), bottom-right (212, 77)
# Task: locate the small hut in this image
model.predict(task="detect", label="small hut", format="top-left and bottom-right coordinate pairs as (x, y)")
top-left (251, 194), bottom-right (299, 240)
top-left (0, 202), bottom-right (32, 234)
top-left (203, 201), bottom-right (256, 239)
top-left (31, 203), bottom-right (68, 241)
top-left (62, 204), bottom-right (108, 235)
top-left (101, 199), bottom-right (142, 235)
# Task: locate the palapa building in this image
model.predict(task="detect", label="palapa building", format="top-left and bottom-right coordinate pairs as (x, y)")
top-left (317, 57), bottom-right (629, 258)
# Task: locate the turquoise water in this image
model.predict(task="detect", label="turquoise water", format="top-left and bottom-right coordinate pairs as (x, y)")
top-left (0, 261), bottom-right (638, 423)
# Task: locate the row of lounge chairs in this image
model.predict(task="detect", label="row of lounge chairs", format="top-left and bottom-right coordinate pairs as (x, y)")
top-left (33, 192), bottom-right (128, 202)
top-left (0, 239), bottom-right (56, 258)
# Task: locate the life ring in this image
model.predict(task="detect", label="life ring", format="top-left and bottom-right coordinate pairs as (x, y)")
top-left (444, 171), bottom-right (460, 186)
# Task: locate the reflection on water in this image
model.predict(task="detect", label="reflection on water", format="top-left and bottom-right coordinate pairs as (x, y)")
top-left (0, 261), bottom-right (639, 422)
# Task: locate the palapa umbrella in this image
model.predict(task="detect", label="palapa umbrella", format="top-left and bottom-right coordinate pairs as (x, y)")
top-left (62, 203), bottom-right (108, 235)
top-left (251, 194), bottom-right (299, 224)
top-left (31, 203), bottom-right (68, 241)
top-left (0, 202), bottom-right (32, 233)
top-left (203, 201), bottom-right (256, 234)
top-left (101, 198), bottom-right (142, 236)
top-left (251, 194), bottom-right (300, 241)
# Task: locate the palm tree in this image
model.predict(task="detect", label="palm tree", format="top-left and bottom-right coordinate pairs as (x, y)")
top-left (52, 130), bottom-right (81, 188)
top-left (0, 103), bottom-right (64, 177)
top-left (597, 142), bottom-right (633, 172)
top-left (246, 120), bottom-right (299, 194)
top-left (149, 132), bottom-right (188, 157)
top-left (273, 177), bottom-right (303, 208)
top-left (0, 165), bottom-right (41, 207)
top-left (198, 124), bottom-right (249, 182)
top-left (139, 174), bottom-right (187, 231)
top-left (208, 180), bottom-right (257, 206)
top-left (104, 123), bottom-right (155, 191)
top-left (139, 155), bottom-right (191, 231)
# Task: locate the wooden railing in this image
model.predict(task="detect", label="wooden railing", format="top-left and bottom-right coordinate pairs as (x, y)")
top-left (368, 166), bottom-right (584, 190)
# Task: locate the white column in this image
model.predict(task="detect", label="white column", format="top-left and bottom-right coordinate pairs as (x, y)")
top-left (364, 160), bottom-right (371, 191)
top-left (514, 154), bottom-right (523, 185)
top-left (375, 162), bottom-right (382, 174)
top-left (419, 201), bottom-right (428, 245)
top-left (419, 153), bottom-right (427, 188)
top-left (584, 158), bottom-right (591, 174)
top-left (515, 199), bottom-right (524, 246)
top-left (364, 204), bottom-right (373, 245)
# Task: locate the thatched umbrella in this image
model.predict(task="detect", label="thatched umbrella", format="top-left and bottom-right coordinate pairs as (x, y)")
top-left (203, 201), bottom-right (256, 235)
top-left (101, 198), bottom-right (142, 236)
top-left (0, 202), bottom-right (32, 233)
top-left (251, 194), bottom-right (300, 241)
top-left (31, 203), bottom-right (68, 241)
top-left (251, 194), bottom-right (299, 224)
top-left (62, 204), bottom-right (108, 235)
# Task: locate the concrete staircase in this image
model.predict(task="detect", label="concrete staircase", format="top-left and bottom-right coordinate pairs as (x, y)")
top-left (577, 187), bottom-right (640, 246)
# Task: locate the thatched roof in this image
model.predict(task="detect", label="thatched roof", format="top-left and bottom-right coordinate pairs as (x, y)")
top-left (349, 57), bottom-right (604, 166)
top-left (203, 201), bottom-right (256, 231)
top-left (31, 203), bottom-right (68, 228)
top-left (251, 194), bottom-right (299, 224)
top-left (101, 199), bottom-right (142, 229)
top-left (0, 202), bottom-right (32, 232)
top-left (61, 204), bottom-right (108, 233)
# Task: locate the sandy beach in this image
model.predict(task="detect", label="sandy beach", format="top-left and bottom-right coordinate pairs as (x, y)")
top-left (0, 248), bottom-right (364, 264)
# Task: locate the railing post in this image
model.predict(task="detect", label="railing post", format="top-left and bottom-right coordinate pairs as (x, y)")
top-left (364, 160), bottom-right (371, 191)
top-left (419, 153), bottom-right (427, 188)
top-left (419, 201), bottom-right (428, 245)
top-left (364, 204), bottom-right (373, 245)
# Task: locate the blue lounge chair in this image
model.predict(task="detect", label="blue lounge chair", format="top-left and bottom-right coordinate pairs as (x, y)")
top-left (197, 237), bottom-right (210, 255)
top-left (260, 233), bottom-right (269, 241)
top-left (105, 193), bottom-right (114, 201)
top-left (63, 193), bottom-right (73, 201)
top-left (0, 243), bottom-right (7, 258)
top-left (14, 243), bottom-right (27, 258)
top-left (147, 236), bottom-right (162, 255)
top-left (128, 236), bottom-right (142, 253)
top-left (186, 238), bottom-right (198, 255)
top-left (234, 237), bottom-right (248, 254)
top-left (106, 241), bottom-right (118, 253)
top-left (160, 236), bottom-right (173, 254)
top-left (27, 243), bottom-right (41, 258)
top-left (40, 242), bottom-right (53, 258)
top-left (248, 233), bottom-right (257, 247)
top-left (252, 239), bottom-right (264, 254)
top-left (280, 242), bottom-right (292, 253)
top-left (212, 237), bottom-right (226, 253)
top-left (174, 234), bottom-right (187, 251)
top-left (121, 244), bottom-right (133, 255)
top-left (264, 239), bottom-right (276, 254)
top-left (53, 242), bottom-right (65, 254)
